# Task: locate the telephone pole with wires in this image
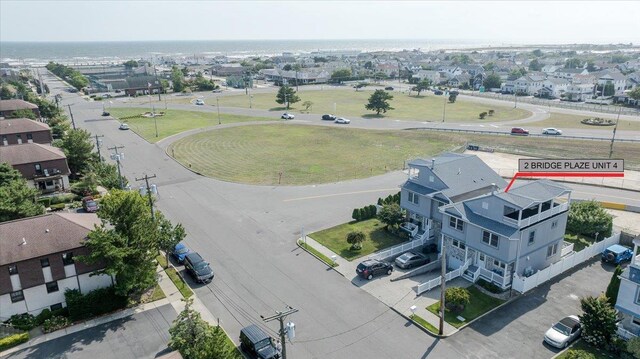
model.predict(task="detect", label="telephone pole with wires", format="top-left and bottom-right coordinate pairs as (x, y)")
top-left (135, 174), bottom-right (157, 219)
top-left (94, 134), bottom-right (104, 162)
top-left (261, 307), bottom-right (297, 359)
top-left (108, 145), bottom-right (125, 189)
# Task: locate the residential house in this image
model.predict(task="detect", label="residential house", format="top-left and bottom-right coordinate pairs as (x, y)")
top-left (538, 78), bottom-right (569, 99)
top-left (0, 99), bottom-right (40, 119)
top-left (211, 63), bottom-right (246, 76)
top-left (122, 76), bottom-right (162, 96)
top-left (551, 68), bottom-right (589, 80)
top-left (374, 63), bottom-right (399, 77)
top-left (514, 75), bottom-right (545, 95)
top-left (565, 83), bottom-right (595, 102)
top-left (0, 143), bottom-right (70, 193)
top-left (448, 74), bottom-right (471, 88)
top-left (598, 72), bottom-right (627, 95)
top-left (401, 153), bottom-right (572, 289)
top-left (412, 70), bottom-right (442, 85)
top-left (260, 69), bottom-right (329, 85)
top-left (615, 237), bottom-right (640, 340)
top-left (0, 213), bottom-right (112, 320)
top-left (1, 118), bottom-right (53, 146)
top-left (541, 65), bottom-right (559, 73)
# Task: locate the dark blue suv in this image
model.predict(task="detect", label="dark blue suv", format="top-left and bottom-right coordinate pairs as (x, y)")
top-left (601, 244), bottom-right (633, 265)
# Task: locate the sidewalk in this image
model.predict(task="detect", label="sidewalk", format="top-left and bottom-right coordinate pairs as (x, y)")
top-left (300, 236), bottom-right (458, 336)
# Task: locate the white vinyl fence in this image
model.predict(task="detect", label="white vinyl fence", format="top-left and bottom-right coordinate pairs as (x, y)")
top-left (416, 258), bottom-right (472, 295)
top-left (367, 236), bottom-right (428, 261)
top-left (512, 233), bottom-right (620, 293)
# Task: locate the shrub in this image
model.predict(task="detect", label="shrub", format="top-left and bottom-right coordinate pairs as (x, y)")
top-left (627, 337), bottom-right (640, 359)
top-left (49, 203), bottom-right (66, 211)
top-left (476, 279), bottom-right (505, 294)
top-left (346, 231), bottom-right (366, 250)
top-left (352, 208), bottom-right (359, 221)
top-left (42, 316), bottom-right (70, 333)
top-left (49, 193), bottom-right (75, 205)
top-left (8, 313), bottom-right (36, 331)
top-left (568, 200), bottom-right (613, 238)
top-left (38, 197), bottom-right (52, 207)
top-left (35, 308), bottom-right (53, 326)
top-left (65, 287), bottom-right (128, 322)
top-left (563, 349), bottom-right (596, 359)
top-left (377, 198), bottom-right (383, 205)
top-left (488, 109), bottom-right (495, 116)
top-left (0, 333), bottom-right (30, 351)
top-left (445, 287), bottom-right (471, 313)
top-left (579, 295), bottom-right (618, 348)
top-left (479, 112), bottom-right (488, 119)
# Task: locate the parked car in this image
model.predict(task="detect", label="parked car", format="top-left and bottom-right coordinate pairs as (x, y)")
top-left (119, 123), bottom-right (129, 130)
top-left (356, 259), bottom-right (393, 280)
top-left (212, 89), bottom-right (222, 93)
top-left (510, 127), bottom-right (530, 135)
top-left (542, 128), bottom-right (563, 135)
top-left (239, 324), bottom-right (280, 359)
top-left (81, 196), bottom-right (99, 213)
top-left (335, 117), bottom-right (350, 124)
top-left (395, 252), bottom-right (430, 269)
top-left (321, 114), bottom-right (337, 121)
top-left (601, 244), bottom-right (633, 265)
top-left (195, 99), bottom-right (205, 105)
top-left (385, 86), bottom-right (394, 91)
top-left (184, 252), bottom-right (214, 283)
top-left (544, 315), bottom-right (581, 349)
top-left (171, 242), bottom-right (190, 264)
top-left (281, 113), bottom-right (295, 120)
top-left (433, 90), bottom-right (443, 95)
top-left (102, 111), bottom-right (110, 116)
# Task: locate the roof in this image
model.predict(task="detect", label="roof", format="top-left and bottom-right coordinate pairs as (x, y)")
top-left (0, 99), bottom-right (38, 111)
top-left (497, 179), bottom-right (571, 208)
top-left (0, 213), bottom-right (100, 265)
top-left (404, 181), bottom-right (437, 196)
top-left (443, 202), bottom-right (519, 237)
top-left (125, 76), bottom-right (160, 89)
top-left (0, 143), bottom-right (67, 165)
top-left (605, 244), bottom-right (632, 254)
top-left (558, 68), bottom-right (586, 74)
top-left (0, 118), bottom-right (50, 135)
top-left (241, 324), bottom-right (270, 343)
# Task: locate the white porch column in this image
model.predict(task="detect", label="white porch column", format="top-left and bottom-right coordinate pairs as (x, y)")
top-left (633, 238), bottom-right (640, 266)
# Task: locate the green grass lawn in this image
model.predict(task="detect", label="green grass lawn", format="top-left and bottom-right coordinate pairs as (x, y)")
top-left (109, 108), bottom-right (272, 143)
top-left (527, 112), bottom-right (640, 131)
top-left (166, 268), bottom-right (193, 298)
top-left (410, 314), bottom-right (439, 335)
top-left (557, 339), bottom-right (620, 359)
top-left (215, 88), bottom-right (531, 122)
top-left (298, 240), bottom-right (339, 267)
top-left (564, 232), bottom-right (595, 252)
top-left (148, 284), bottom-right (166, 302)
top-left (308, 218), bottom-right (405, 261)
top-left (426, 286), bottom-right (504, 328)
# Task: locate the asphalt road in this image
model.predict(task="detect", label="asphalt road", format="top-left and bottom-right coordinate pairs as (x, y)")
top-left (4, 304), bottom-right (176, 359)
top-left (39, 70), bottom-right (639, 358)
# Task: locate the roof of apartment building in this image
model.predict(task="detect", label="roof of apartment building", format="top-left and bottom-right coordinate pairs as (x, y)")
top-left (0, 142), bottom-right (66, 165)
top-left (0, 213), bottom-right (100, 265)
top-left (0, 99), bottom-right (39, 112)
top-left (496, 179), bottom-right (571, 208)
top-left (0, 118), bottom-right (50, 135)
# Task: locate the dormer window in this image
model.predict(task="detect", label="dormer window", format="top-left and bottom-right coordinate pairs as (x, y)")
top-left (409, 167), bottom-right (420, 179)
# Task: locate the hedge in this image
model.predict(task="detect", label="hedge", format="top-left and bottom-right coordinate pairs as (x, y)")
top-left (6, 313), bottom-right (36, 331)
top-left (65, 287), bottom-right (128, 322)
top-left (0, 332), bottom-right (29, 351)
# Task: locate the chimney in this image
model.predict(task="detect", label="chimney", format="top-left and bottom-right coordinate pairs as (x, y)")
top-left (431, 158), bottom-right (435, 169)
top-left (491, 183), bottom-right (496, 194)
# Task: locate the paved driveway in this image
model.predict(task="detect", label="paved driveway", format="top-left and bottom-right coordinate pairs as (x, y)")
top-left (4, 304), bottom-right (176, 359)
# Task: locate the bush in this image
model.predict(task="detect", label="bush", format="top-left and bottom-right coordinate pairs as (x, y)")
top-left (7, 313), bottom-right (36, 331)
top-left (563, 349), bottom-right (596, 359)
top-left (476, 279), bottom-right (505, 294)
top-left (346, 231), bottom-right (366, 250)
top-left (445, 287), bottom-right (471, 313)
top-left (479, 112), bottom-right (488, 119)
top-left (35, 308), bottom-right (53, 326)
top-left (65, 287), bottom-right (128, 322)
top-left (352, 208), bottom-right (359, 221)
top-left (42, 316), bottom-right (70, 333)
top-left (568, 200), bottom-right (613, 238)
top-left (49, 193), bottom-right (76, 205)
top-left (49, 203), bottom-right (66, 211)
top-left (0, 333), bottom-right (30, 351)
top-left (38, 197), bottom-right (52, 207)
top-left (627, 337), bottom-right (640, 359)
top-left (488, 109), bottom-right (495, 116)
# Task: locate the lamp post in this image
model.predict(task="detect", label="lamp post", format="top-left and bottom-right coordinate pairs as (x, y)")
top-left (216, 97), bottom-right (221, 125)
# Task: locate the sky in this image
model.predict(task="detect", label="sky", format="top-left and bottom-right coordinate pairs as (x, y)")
top-left (1, 0), bottom-right (639, 44)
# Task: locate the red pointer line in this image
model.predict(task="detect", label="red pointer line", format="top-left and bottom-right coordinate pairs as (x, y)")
top-left (504, 172), bottom-right (624, 192)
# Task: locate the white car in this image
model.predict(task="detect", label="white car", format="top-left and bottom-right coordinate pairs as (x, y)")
top-left (195, 99), bottom-right (205, 105)
top-left (542, 127), bottom-right (563, 135)
top-left (119, 123), bottom-right (129, 130)
top-left (544, 315), bottom-right (581, 349)
top-left (281, 113), bottom-right (295, 120)
top-left (335, 117), bottom-right (351, 124)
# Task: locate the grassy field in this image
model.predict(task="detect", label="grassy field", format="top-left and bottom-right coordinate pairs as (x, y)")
top-left (298, 240), bottom-right (339, 267)
top-left (212, 88), bottom-right (531, 122)
top-left (109, 108), bottom-right (272, 143)
top-left (528, 112), bottom-right (640, 131)
top-left (426, 286), bottom-right (504, 328)
top-left (564, 232), bottom-right (596, 252)
top-left (309, 219), bottom-right (405, 261)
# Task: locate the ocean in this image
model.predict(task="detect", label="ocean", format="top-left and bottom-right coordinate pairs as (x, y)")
top-left (0, 39), bottom-right (487, 64)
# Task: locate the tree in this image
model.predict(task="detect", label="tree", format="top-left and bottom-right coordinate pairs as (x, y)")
top-left (71, 171), bottom-right (98, 196)
top-left (567, 200), bottom-right (613, 238)
top-left (579, 295), bottom-right (618, 348)
top-left (529, 59), bottom-right (543, 72)
top-left (59, 128), bottom-right (98, 177)
top-left (79, 190), bottom-right (159, 296)
top-left (507, 68), bottom-right (527, 81)
top-left (565, 58), bottom-right (583, 69)
top-left (282, 64), bottom-right (293, 71)
top-left (157, 212), bottom-right (186, 269)
top-left (586, 61), bottom-right (596, 72)
top-left (354, 82), bottom-right (368, 91)
top-left (603, 83), bottom-right (615, 97)
top-left (169, 298), bottom-right (230, 359)
top-left (0, 163), bottom-right (45, 223)
top-left (275, 86), bottom-right (300, 109)
top-left (302, 100), bottom-right (313, 112)
top-left (412, 80), bottom-right (431, 96)
top-left (171, 66), bottom-right (185, 93)
top-left (193, 76), bottom-right (217, 91)
top-left (365, 89), bottom-right (394, 115)
top-left (0, 85), bottom-right (13, 99)
top-left (605, 265), bottom-right (623, 306)
top-left (483, 74), bottom-right (502, 90)
top-left (629, 86), bottom-right (640, 101)
top-left (9, 108), bottom-right (36, 120)
top-left (47, 115), bottom-right (71, 139)
top-left (89, 161), bottom-right (128, 190)
top-left (448, 93), bottom-right (458, 103)
top-left (445, 287), bottom-right (470, 313)
top-left (123, 60), bottom-right (139, 68)
top-left (377, 203), bottom-right (404, 230)
top-left (346, 231), bottom-right (366, 250)
top-left (330, 69), bottom-right (352, 84)
top-left (532, 49), bottom-right (543, 57)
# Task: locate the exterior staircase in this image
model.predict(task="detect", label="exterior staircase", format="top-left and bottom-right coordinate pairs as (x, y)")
top-left (462, 265), bottom-right (479, 282)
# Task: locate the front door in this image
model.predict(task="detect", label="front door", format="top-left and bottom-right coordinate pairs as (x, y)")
top-left (477, 253), bottom-right (486, 269)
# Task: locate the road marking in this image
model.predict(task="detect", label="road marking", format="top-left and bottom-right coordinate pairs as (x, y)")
top-left (284, 188), bottom-right (398, 202)
top-left (572, 189), bottom-right (640, 205)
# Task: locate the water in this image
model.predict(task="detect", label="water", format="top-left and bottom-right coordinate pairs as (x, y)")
top-left (0, 39), bottom-right (487, 64)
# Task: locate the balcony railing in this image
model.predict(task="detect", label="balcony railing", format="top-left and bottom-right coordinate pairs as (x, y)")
top-left (33, 168), bottom-right (62, 178)
top-left (479, 267), bottom-right (511, 289)
top-left (618, 324), bottom-right (639, 340)
top-left (504, 202), bottom-right (569, 228)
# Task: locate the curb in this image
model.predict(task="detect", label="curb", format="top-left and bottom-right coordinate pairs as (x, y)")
top-left (500, 175), bottom-right (640, 194)
top-left (389, 306), bottom-right (447, 339)
top-left (296, 241), bottom-right (344, 277)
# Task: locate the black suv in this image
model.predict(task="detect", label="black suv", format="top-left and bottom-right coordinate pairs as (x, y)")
top-left (240, 324), bottom-right (280, 359)
top-left (321, 114), bottom-right (336, 121)
top-left (184, 252), bottom-right (214, 283)
top-left (356, 259), bottom-right (393, 280)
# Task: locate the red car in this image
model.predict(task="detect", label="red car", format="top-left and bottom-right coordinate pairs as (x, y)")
top-left (510, 127), bottom-right (530, 136)
top-left (82, 196), bottom-right (99, 213)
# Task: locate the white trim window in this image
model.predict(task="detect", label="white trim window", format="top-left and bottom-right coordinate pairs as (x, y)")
top-left (449, 217), bottom-right (464, 231)
top-left (547, 243), bottom-right (559, 258)
top-left (482, 231), bottom-right (499, 248)
top-left (452, 239), bottom-right (466, 250)
top-left (528, 231), bottom-right (536, 246)
top-left (408, 192), bottom-right (419, 205)
top-left (635, 285), bottom-right (640, 305)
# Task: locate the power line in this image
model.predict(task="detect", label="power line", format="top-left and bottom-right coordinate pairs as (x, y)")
top-left (262, 307), bottom-right (298, 359)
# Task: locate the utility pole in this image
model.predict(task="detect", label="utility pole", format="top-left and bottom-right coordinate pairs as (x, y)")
top-left (262, 307), bottom-right (298, 359)
top-left (609, 106), bottom-right (621, 159)
top-left (216, 97), bottom-right (221, 125)
top-left (67, 104), bottom-right (76, 130)
top-left (442, 91), bottom-right (447, 123)
top-left (135, 174), bottom-right (157, 219)
top-left (108, 145), bottom-right (125, 189)
top-left (438, 237), bottom-right (447, 335)
top-left (94, 134), bottom-right (105, 162)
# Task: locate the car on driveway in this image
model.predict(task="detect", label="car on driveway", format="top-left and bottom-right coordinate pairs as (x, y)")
top-left (321, 114), bottom-right (337, 121)
top-left (356, 259), bottom-right (393, 280)
top-left (542, 128), bottom-right (563, 135)
top-left (281, 113), bottom-right (295, 120)
top-left (510, 127), bottom-right (530, 135)
top-left (171, 242), bottom-right (190, 264)
top-left (119, 123), bottom-right (129, 130)
top-left (544, 315), bottom-right (581, 349)
top-left (195, 99), bottom-right (205, 105)
top-left (82, 196), bottom-right (99, 213)
top-left (395, 252), bottom-right (430, 269)
top-left (335, 117), bottom-right (350, 124)
top-left (184, 252), bottom-right (214, 283)
top-left (601, 244), bottom-right (633, 265)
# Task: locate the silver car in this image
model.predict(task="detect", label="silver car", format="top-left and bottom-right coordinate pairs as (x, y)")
top-left (542, 127), bottom-right (563, 135)
top-left (335, 117), bottom-right (350, 124)
top-left (544, 315), bottom-right (581, 348)
top-left (394, 252), bottom-right (429, 269)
